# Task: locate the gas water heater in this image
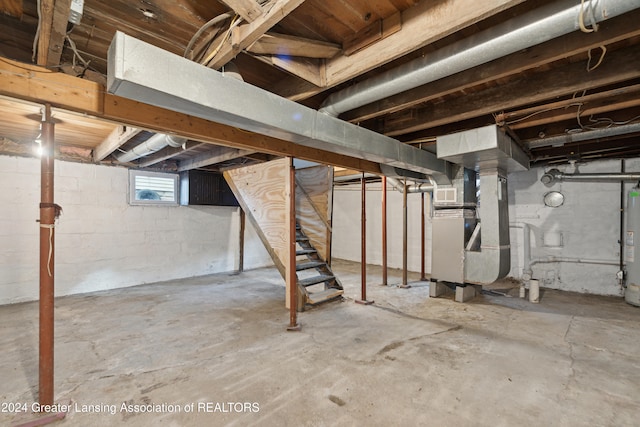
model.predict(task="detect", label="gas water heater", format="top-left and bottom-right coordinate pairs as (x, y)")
top-left (625, 187), bottom-right (640, 306)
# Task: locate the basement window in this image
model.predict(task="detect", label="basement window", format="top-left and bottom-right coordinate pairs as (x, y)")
top-left (129, 170), bottom-right (179, 206)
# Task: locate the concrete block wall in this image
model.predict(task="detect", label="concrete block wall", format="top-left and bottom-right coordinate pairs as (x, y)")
top-left (508, 158), bottom-right (634, 296)
top-left (333, 158), bottom-right (635, 296)
top-left (0, 156), bottom-right (273, 305)
top-left (332, 181), bottom-right (432, 280)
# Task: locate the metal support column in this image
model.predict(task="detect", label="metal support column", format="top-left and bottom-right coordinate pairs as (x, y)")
top-left (399, 178), bottom-right (411, 288)
top-left (421, 192), bottom-right (426, 281)
top-left (356, 173), bottom-right (373, 305)
top-left (381, 176), bottom-right (388, 286)
top-left (39, 104), bottom-right (55, 405)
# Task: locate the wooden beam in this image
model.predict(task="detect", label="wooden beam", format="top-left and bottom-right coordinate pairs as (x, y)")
top-left (46, 0), bottom-right (72, 67)
top-left (503, 85), bottom-right (640, 130)
top-left (0, 57), bottom-right (381, 173)
top-left (206, 0), bottom-right (306, 69)
top-left (274, 0), bottom-right (527, 100)
top-left (381, 44), bottom-right (640, 136)
top-left (342, 12), bottom-right (401, 56)
top-left (93, 125), bottom-right (141, 161)
top-left (177, 146), bottom-right (256, 171)
top-left (247, 32), bottom-right (341, 58)
top-left (1, 0), bottom-right (23, 17)
top-left (137, 141), bottom-right (207, 168)
top-left (253, 54), bottom-right (326, 87)
top-left (36, 0), bottom-right (55, 66)
top-left (343, 9), bottom-right (640, 123)
top-left (218, 0), bottom-right (264, 23)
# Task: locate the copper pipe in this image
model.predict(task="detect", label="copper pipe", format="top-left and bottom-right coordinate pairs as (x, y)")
top-left (39, 104), bottom-right (55, 406)
top-left (361, 173), bottom-right (367, 301)
top-left (381, 176), bottom-right (388, 286)
top-left (287, 158), bottom-right (299, 330)
top-left (402, 178), bottom-right (408, 287)
top-left (420, 192), bottom-right (426, 281)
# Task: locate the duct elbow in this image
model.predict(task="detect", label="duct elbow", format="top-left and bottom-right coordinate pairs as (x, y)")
top-left (464, 248), bottom-right (511, 285)
top-left (318, 103), bottom-right (339, 117)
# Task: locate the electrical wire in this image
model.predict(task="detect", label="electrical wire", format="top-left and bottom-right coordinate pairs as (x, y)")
top-left (578, 0), bottom-right (598, 33)
top-left (579, 0), bottom-right (607, 72)
top-left (184, 12), bottom-right (234, 59)
top-left (32, 0), bottom-right (42, 63)
top-left (65, 35), bottom-right (90, 70)
top-left (40, 223), bottom-right (55, 277)
top-left (586, 45), bottom-right (607, 72)
top-left (202, 15), bottom-right (243, 67)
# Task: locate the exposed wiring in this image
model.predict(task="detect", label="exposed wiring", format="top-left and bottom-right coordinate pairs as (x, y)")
top-left (184, 12), bottom-right (234, 59)
top-left (40, 224), bottom-right (55, 277)
top-left (64, 35), bottom-right (95, 77)
top-left (504, 103), bottom-right (584, 125)
top-left (586, 45), bottom-right (607, 72)
top-left (579, 0), bottom-right (607, 72)
top-left (578, 0), bottom-right (598, 33)
top-left (32, 0), bottom-right (42, 62)
top-left (202, 15), bottom-right (243, 67)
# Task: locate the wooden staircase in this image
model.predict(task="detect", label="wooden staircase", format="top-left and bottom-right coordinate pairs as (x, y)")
top-left (295, 222), bottom-right (343, 310)
top-left (223, 158), bottom-right (342, 312)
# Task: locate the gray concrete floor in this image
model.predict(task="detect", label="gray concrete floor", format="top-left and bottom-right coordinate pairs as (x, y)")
top-left (1, 260), bottom-right (639, 426)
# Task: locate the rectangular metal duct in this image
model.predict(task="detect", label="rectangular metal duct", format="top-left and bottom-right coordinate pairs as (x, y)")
top-left (107, 32), bottom-right (451, 183)
top-left (436, 125), bottom-right (529, 172)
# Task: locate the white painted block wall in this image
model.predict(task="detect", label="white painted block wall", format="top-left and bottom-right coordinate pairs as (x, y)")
top-left (333, 158), bottom-right (634, 296)
top-left (0, 156), bottom-right (273, 305)
top-left (332, 182), bottom-right (432, 281)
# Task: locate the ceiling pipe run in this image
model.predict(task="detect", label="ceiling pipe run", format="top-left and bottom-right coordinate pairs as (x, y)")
top-left (529, 122), bottom-right (640, 149)
top-left (115, 133), bottom-right (186, 163)
top-left (319, 0), bottom-right (639, 117)
top-left (387, 177), bottom-right (434, 194)
top-left (541, 168), bottom-right (640, 185)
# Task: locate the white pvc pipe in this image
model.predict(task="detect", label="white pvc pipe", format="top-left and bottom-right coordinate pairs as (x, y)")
top-left (529, 279), bottom-right (539, 303)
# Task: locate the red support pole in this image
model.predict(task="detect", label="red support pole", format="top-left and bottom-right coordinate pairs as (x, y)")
top-left (421, 192), bottom-right (426, 281)
top-left (287, 158), bottom-right (301, 331)
top-left (399, 178), bottom-right (411, 289)
top-left (39, 104), bottom-right (55, 405)
top-left (356, 173), bottom-right (373, 305)
top-left (381, 176), bottom-right (388, 286)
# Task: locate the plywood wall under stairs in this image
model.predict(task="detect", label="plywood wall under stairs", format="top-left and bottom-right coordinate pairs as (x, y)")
top-left (295, 165), bottom-right (333, 263)
top-left (224, 158), bottom-right (289, 277)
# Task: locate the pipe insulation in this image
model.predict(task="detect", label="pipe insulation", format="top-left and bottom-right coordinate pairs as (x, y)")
top-left (319, 0), bottom-right (640, 117)
top-left (116, 133), bottom-right (186, 163)
top-left (386, 177), bottom-right (434, 194)
top-left (107, 32), bottom-right (452, 182)
top-left (541, 168), bottom-right (640, 185)
top-left (529, 122), bottom-right (640, 149)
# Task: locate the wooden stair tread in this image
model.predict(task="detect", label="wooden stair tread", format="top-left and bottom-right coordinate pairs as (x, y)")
top-left (296, 249), bottom-right (317, 255)
top-left (299, 275), bottom-right (335, 287)
top-left (296, 260), bottom-right (326, 271)
top-left (307, 289), bottom-right (344, 305)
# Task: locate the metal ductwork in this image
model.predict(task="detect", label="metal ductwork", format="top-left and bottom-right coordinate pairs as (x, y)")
top-left (116, 133), bottom-right (186, 163)
top-left (541, 168), bottom-right (640, 185)
top-left (319, 0), bottom-right (639, 117)
top-left (464, 170), bottom-right (511, 284)
top-left (107, 32), bottom-right (452, 183)
top-left (431, 126), bottom-right (518, 286)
